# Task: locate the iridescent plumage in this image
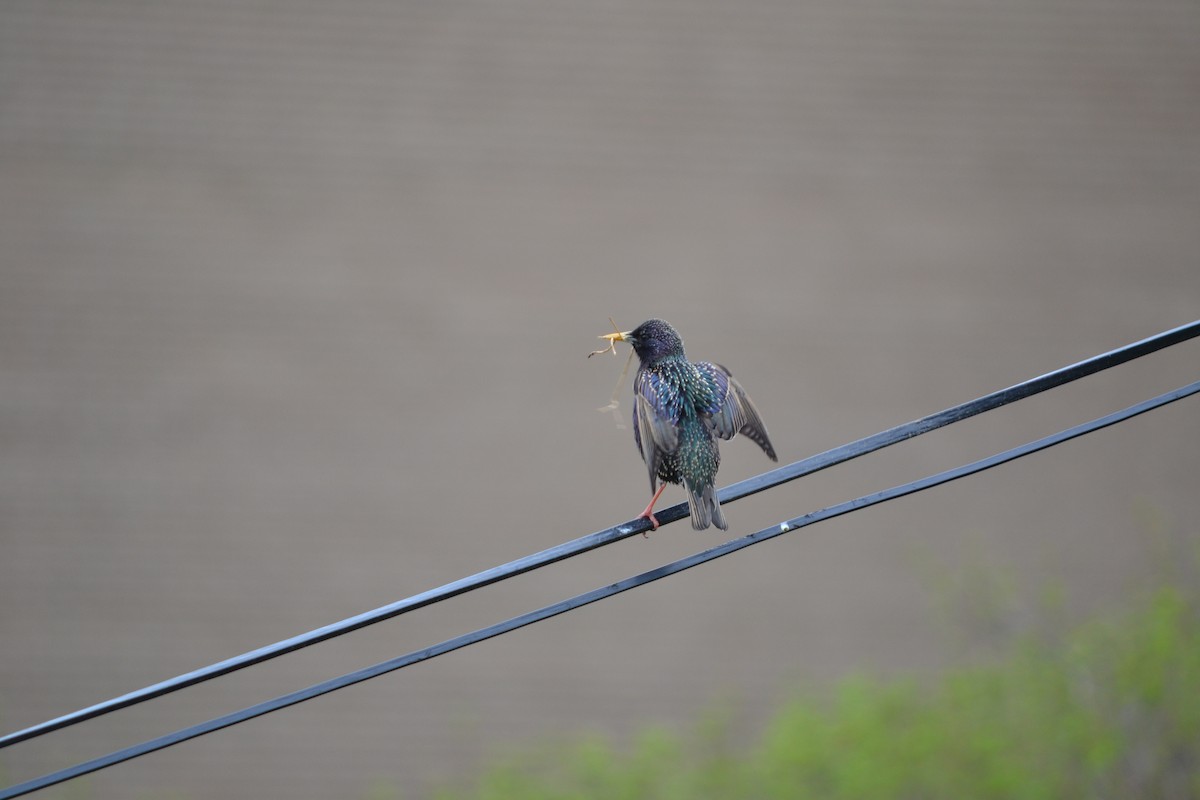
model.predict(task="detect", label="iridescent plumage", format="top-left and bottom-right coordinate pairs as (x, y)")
top-left (619, 319), bottom-right (777, 530)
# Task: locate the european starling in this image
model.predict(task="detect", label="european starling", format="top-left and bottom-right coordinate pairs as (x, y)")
top-left (600, 319), bottom-right (777, 531)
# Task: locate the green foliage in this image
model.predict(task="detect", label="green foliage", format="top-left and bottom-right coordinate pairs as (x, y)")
top-left (436, 585), bottom-right (1200, 800)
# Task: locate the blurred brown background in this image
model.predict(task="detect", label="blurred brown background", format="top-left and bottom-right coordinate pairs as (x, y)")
top-left (1, 1), bottom-right (1198, 797)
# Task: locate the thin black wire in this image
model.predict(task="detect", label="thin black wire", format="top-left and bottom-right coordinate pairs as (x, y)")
top-left (1, 319), bottom-right (1197, 752)
top-left (3, 379), bottom-right (1196, 800)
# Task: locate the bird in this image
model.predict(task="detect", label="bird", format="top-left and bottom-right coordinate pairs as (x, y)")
top-left (599, 319), bottom-right (777, 531)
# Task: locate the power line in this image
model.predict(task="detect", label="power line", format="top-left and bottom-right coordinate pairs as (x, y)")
top-left (3, 378), bottom-right (1196, 800)
top-left (0, 319), bottom-right (1196, 753)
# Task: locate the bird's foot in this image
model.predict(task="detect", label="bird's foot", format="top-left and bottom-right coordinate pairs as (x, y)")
top-left (635, 484), bottom-right (667, 536)
top-left (635, 509), bottom-right (660, 537)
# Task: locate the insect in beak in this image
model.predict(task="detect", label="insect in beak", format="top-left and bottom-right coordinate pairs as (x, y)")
top-left (589, 317), bottom-right (635, 428)
top-left (587, 317), bottom-right (629, 358)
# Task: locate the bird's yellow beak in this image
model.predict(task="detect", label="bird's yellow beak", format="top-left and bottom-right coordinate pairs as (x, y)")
top-left (599, 330), bottom-right (630, 343)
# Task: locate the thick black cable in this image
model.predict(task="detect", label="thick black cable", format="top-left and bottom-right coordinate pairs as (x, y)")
top-left (3, 379), bottom-right (1196, 800)
top-left (0, 319), bottom-right (1196, 752)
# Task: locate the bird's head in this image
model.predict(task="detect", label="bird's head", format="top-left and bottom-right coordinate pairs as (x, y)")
top-left (600, 318), bottom-right (685, 365)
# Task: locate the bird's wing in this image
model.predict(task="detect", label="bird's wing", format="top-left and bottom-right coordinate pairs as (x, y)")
top-left (696, 362), bottom-right (778, 461)
top-left (632, 368), bottom-right (681, 490)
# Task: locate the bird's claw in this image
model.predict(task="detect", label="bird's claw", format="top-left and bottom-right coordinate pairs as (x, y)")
top-left (636, 510), bottom-right (660, 537)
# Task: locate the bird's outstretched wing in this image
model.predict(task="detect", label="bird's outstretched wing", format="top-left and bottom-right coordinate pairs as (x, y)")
top-left (632, 368), bottom-right (681, 490)
top-left (696, 362), bottom-right (778, 461)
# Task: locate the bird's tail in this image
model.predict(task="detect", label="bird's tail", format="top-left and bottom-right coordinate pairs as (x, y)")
top-left (685, 481), bottom-right (727, 531)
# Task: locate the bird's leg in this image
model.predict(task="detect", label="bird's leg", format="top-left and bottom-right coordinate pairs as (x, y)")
top-left (636, 483), bottom-right (668, 534)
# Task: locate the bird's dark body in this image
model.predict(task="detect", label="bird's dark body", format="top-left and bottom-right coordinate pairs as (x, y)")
top-left (624, 319), bottom-right (777, 530)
